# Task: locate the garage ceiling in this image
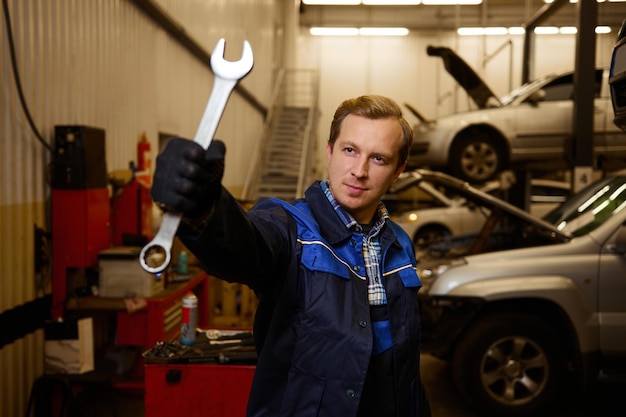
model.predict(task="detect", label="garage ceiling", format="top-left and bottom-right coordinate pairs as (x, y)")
top-left (299, 0), bottom-right (626, 32)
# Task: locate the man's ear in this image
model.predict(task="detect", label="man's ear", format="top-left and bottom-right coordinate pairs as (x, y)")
top-left (326, 142), bottom-right (333, 160)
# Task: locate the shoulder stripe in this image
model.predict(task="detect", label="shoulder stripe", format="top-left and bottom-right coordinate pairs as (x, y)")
top-left (383, 264), bottom-right (417, 277)
top-left (297, 238), bottom-right (367, 281)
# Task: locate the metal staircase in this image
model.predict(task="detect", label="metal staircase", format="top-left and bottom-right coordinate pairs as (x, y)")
top-left (243, 69), bottom-right (320, 202)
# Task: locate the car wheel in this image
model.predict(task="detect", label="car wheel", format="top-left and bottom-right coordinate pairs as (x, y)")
top-left (449, 131), bottom-right (505, 183)
top-left (451, 312), bottom-right (563, 416)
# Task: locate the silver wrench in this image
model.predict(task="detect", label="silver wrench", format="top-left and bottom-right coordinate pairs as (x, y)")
top-left (139, 38), bottom-right (254, 274)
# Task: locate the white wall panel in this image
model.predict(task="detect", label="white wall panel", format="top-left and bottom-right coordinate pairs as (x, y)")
top-left (0, 1), bottom-right (277, 416)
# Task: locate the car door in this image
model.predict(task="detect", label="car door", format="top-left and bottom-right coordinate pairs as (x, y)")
top-left (512, 72), bottom-right (608, 162)
top-left (510, 75), bottom-right (573, 161)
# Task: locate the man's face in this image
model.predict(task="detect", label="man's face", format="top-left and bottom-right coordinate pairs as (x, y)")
top-left (326, 114), bottom-right (406, 224)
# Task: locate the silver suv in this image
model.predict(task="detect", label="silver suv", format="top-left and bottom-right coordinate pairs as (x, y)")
top-left (418, 171), bottom-right (626, 416)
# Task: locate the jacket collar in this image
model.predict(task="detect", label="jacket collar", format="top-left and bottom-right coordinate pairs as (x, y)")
top-left (305, 182), bottom-right (354, 245)
top-left (305, 181), bottom-right (398, 249)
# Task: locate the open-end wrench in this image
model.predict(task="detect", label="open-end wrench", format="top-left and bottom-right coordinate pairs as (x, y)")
top-left (139, 38), bottom-right (254, 274)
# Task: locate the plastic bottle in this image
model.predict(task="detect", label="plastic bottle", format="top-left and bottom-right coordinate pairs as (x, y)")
top-left (178, 250), bottom-right (188, 275)
top-left (180, 291), bottom-right (198, 344)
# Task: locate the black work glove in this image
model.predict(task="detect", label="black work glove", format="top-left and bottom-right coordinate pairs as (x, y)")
top-left (151, 138), bottom-right (225, 220)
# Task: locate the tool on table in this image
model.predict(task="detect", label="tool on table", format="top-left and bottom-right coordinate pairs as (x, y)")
top-left (139, 38), bottom-right (254, 274)
top-left (143, 330), bottom-right (256, 365)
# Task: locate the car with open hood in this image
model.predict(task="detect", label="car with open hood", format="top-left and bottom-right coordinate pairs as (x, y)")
top-left (417, 170), bottom-right (626, 416)
top-left (407, 45), bottom-right (626, 183)
top-left (386, 170), bottom-right (570, 255)
top-left (385, 169), bottom-right (569, 264)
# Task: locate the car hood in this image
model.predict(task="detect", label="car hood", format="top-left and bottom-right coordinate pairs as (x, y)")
top-left (390, 169), bottom-right (569, 240)
top-left (427, 45), bottom-right (502, 110)
top-left (425, 235), bottom-right (597, 297)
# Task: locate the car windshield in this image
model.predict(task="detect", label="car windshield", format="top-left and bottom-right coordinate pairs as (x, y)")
top-left (543, 175), bottom-right (626, 236)
top-left (499, 76), bottom-right (550, 105)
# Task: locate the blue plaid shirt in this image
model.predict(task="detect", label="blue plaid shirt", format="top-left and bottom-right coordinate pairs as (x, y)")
top-left (321, 180), bottom-right (388, 305)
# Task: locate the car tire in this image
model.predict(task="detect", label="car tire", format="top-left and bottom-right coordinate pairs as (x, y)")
top-left (450, 312), bottom-right (563, 416)
top-left (449, 130), bottom-right (505, 183)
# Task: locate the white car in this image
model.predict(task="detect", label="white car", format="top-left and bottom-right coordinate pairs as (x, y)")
top-left (407, 45), bottom-right (626, 183)
top-left (387, 170), bottom-right (570, 252)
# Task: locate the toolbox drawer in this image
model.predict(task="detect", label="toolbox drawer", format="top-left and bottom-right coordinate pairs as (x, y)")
top-left (144, 364), bottom-right (255, 417)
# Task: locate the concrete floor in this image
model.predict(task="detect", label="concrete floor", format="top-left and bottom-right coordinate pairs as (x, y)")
top-left (107, 353), bottom-right (623, 417)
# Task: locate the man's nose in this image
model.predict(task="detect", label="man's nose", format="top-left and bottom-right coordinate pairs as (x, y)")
top-left (352, 157), bottom-right (368, 178)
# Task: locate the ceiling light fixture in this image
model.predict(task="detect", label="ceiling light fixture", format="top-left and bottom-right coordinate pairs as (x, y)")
top-left (309, 27), bottom-right (360, 36)
top-left (422, 0), bottom-right (481, 4)
top-left (457, 25), bottom-right (612, 36)
top-left (359, 27), bottom-right (410, 35)
top-left (544, 0), bottom-right (626, 3)
top-left (363, 0), bottom-right (421, 5)
top-left (309, 26), bottom-right (410, 36)
top-left (302, 1), bottom-right (482, 5)
top-left (302, 0), bottom-right (360, 5)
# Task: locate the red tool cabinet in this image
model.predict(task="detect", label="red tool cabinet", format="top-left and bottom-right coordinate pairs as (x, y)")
top-left (115, 272), bottom-right (209, 347)
top-left (66, 271), bottom-right (209, 348)
top-left (144, 363), bottom-right (255, 416)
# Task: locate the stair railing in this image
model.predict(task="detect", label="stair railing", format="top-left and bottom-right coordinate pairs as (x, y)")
top-left (241, 69), bottom-right (286, 201)
top-left (242, 68), bottom-right (320, 202)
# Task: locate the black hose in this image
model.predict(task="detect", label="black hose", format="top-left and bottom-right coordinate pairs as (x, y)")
top-left (2, 0), bottom-right (53, 152)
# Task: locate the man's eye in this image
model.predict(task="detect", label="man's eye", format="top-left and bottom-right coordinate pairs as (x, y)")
top-left (345, 147), bottom-right (355, 154)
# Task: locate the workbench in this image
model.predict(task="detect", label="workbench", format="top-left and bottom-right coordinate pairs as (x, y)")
top-left (66, 270), bottom-right (210, 389)
top-left (66, 269), bottom-right (257, 414)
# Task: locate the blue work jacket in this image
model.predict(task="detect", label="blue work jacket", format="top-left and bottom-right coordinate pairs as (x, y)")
top-left (178, 181), bottom-right (425, 417)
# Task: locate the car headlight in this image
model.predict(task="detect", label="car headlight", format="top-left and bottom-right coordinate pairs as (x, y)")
top-left (416, 121), bottom-right (437, 133)
top-left (418, 258), bottom-right (467, 291)
top-left (390, 212), bottom-right (419, 225)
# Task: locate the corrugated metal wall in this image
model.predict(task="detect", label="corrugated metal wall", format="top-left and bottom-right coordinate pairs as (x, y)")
top-left (0, 1), bottom-right (277, 416)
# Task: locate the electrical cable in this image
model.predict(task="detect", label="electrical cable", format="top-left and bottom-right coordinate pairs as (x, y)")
top-left (2, 0), bottom-right (53, 152)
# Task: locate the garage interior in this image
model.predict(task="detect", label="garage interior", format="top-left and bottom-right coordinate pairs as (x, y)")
top-left (2, 0), bottom-right (626, 416)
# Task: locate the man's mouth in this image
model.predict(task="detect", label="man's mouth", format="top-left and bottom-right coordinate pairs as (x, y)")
top-left (345, 183), bottom-right (367, 195)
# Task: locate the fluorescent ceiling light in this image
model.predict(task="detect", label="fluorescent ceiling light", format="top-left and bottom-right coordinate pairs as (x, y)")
top-left (302, 1), bottom-right (360, 5)
top-left (363, 1), bottom-right (420, 4)
top-left (359, 27), bottom-right (410, 35)
top-left (422, 0), bottom-right (482, 4)
top-left (544, 1), bottom-right (626, 3)
top-left (508, 27), bottom-right (526, 35)
top-left (457, 25), bottom-right (612, 36)
top-left (535, 26), bottom-right (560, 35)
top-left (457, 27), bottom-right (506, 35)
top-left (483, 27), bottom-right (508, 35)
top-left (310, 26), bottom-right (409, 36)
top-left (310, 27), bottom-right (359, 35)
top-left (302, 1), bottom-right (483, 4)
